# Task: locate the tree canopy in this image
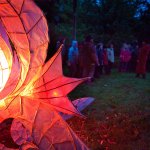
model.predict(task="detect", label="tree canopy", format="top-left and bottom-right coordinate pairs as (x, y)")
top-left (35, 0), bottom-right (150, 55)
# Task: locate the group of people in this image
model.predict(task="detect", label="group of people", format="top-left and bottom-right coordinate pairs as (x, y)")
top-left (118, 41), bottom-right (150, 79)
top-left (58, 35), bottom-right (150, 82)
top-left (67, 35), bottom-right (115, 82)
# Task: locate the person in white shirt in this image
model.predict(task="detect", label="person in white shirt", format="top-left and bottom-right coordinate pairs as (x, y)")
top-left (68, 40), bottom-right (79, 77)
top-left (107, 43), bottom-right (115, 74)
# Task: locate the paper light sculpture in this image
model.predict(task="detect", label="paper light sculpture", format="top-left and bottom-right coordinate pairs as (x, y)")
top-left (0, 0), bottom-right (92, 149)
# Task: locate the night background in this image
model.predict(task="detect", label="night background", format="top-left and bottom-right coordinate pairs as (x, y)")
top-left (33, 1), bottom-right (150, 150)
top-left (35, 0), bottom-right (150, 58)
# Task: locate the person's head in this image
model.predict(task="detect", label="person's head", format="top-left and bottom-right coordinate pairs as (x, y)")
top-left (110, 43), bottom-right (114, 48)
top-left (122, 43), bottom-right (128, 50)
top-left (56, 41), bottom-right (61, 49)
top-left (56, 41), bottom-right (60, 45)
top-left (85, 35), bottom-right (93, 43)
top-left (72, 40), bottom-right (78, 48)
top-left (58, 35), bottom-right (65, 44)
top-left (142, 40), bottom-right (147, 46)
top-left (98, 42), bottom-right (103, 49)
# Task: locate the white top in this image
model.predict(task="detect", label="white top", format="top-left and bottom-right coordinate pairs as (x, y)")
top-left (107, 48), bottom-right (115, 63)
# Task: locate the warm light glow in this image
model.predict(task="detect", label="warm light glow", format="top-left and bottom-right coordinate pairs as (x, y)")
top-left (0, 47), bottom-right (10, 92)
top-left (20, 85), bottom-right (34, 97)
top-left (0, 99), bottom-right (6, 109)
top-left (53, 91), bottom-right (59, 97)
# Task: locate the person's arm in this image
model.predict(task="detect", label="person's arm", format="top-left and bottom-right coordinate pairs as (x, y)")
top-left (112, 49), bottom-right (115, 62)
top-left (120, 49), bottom-right (124, 59)
top-left (91, 45), bottom-right (100, 66)
top-left (107, 48), bottom-right (111, 60)
top-left (136, 48), bottom-right (141, 63)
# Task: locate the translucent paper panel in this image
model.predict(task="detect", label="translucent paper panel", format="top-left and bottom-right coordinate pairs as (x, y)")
top-left (0, 0), bottom-right (90, 149)
top-left (0, 0), bottom-right (49, 95)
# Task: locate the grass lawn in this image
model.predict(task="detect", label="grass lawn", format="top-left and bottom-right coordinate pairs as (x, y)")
top-left (68, 69), bottom-right (150, 150)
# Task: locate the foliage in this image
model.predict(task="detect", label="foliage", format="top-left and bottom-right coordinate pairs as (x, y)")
top-left (35, 0), bottom-right (150, 55)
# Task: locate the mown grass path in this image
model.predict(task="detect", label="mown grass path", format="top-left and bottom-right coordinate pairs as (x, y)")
top-left (68, 70), bottom-right (150, 150)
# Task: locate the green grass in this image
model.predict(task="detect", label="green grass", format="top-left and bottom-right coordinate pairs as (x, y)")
top-left (69, 70), bottom-right (150, 113)
top-left (68, 69), bottom-right (150, 150)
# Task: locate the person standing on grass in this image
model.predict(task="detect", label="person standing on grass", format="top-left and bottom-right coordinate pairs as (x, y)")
top-left (107, 43), bottom-right (115, 74)
top-left (128, 41), bottom-right (139, 72)
top-left (68, 40), bottom-right (79, 77)
top-left (136, 40), bottom-right (150, 79)
top-left (119, 43), bottom-right (131, 72)
top-left (103, 46), bottom-right (109, 75)
top-left (95, 42), bottom-right (104, 78)
top-left (78, 41), bottom-right (84, 77)
top-left (81, 35), bottom-right (99, 83)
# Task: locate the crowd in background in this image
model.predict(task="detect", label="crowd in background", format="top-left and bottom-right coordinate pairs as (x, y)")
top-left (56, 35), bottom-right (150, 83)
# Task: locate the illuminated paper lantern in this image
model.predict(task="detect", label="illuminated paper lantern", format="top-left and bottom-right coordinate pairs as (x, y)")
top-left (0, 0), bottom-right (91, 149)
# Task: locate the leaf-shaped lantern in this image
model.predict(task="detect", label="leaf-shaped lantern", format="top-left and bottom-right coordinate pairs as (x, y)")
top-left (0, 0), bottom-right (92, 149)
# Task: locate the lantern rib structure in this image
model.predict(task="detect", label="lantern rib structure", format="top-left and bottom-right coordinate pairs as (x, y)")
top-left (0, 0), bottom-right (92, 149)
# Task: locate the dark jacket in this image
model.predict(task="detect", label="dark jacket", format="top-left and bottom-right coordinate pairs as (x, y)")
top-left (81, 41), bottom-right (99, 67)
